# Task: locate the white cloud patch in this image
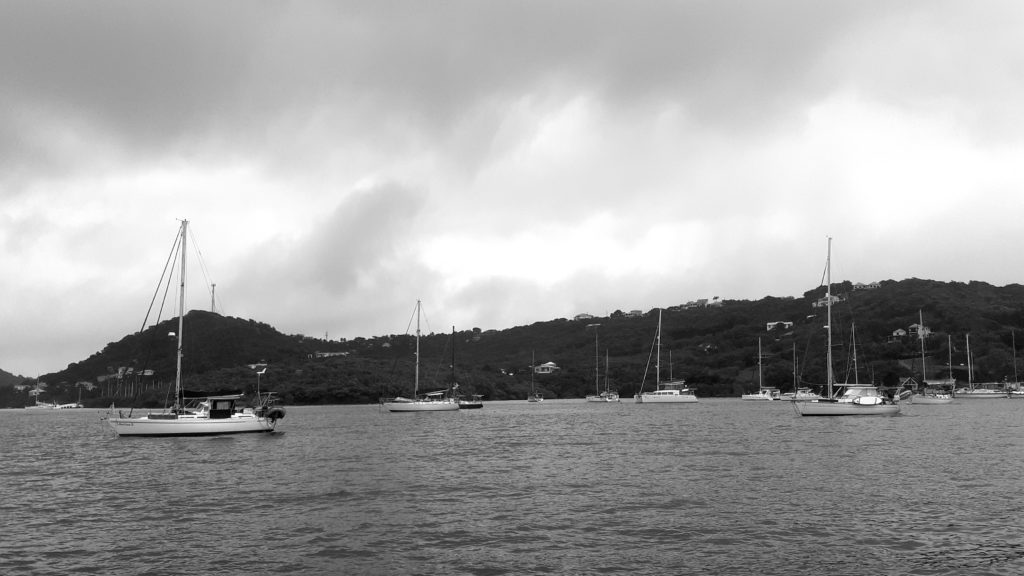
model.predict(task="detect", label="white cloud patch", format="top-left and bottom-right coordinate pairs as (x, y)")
top-left (1, 1), bottom-right (1024, 375)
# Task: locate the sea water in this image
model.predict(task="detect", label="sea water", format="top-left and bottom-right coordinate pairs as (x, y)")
top-left (2, 399), bottom-right (1023, 575)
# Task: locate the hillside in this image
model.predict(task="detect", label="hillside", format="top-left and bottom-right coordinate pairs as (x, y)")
top-left (0, 367), bottom-right (23, 387)
top-left (4, 278), bottom-right (1024, 408)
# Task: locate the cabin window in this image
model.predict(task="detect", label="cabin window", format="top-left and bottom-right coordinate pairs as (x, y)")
top-left (209, 399), bottom-right (235, 419)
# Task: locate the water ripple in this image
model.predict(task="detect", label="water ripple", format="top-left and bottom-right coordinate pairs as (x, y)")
top-left (3, 401), bottom-right (1024, 575)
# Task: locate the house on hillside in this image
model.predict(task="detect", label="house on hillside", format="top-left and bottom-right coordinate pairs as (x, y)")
top-left (854, 282), bottom-right (881, 291)
top-left (534, 362), bottom-right (560, 374)
top-left (574, 313), bottom-right (595, 321)
top-left (887, 328), bottom-right (907, 343)
top-left (684, 296), bottom-right (723, 309)
top-left (766, 321), bottom-right (794, 331)
top-left (812, 294), bottom-right (845, 308)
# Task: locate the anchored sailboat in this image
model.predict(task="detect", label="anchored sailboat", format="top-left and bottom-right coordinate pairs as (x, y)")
top-left (634, 309), bottom-right (698, 403)
top-left (912, 310), bottom-right (953, 404)
top-left (795, 238), bottom-right (900, 416)
top-left (585, 324), bottom-right (619, 402)
top-left (741, 338), bottom-right (779, 400)
top-left (382, 301), bottom-right (460, 412)
top-left (105, 220), bottom-right (286, 436)
top-left (527, 351), bottom-right (543, 402)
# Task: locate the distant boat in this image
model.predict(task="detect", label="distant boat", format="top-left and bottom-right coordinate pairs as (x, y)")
top-left (634, 309), bottom-right (698, 404)
top-left (382, 301), bottom-right (460, 412)
top-left (912, 318), bottom-right (953, 405)
top-left (780, 344), bottom-right (824, 402)
top-left (741, 338), bottom-right (780, 400)
top-left (458, 394), bottom-right (484, 409)
top-left (447, 326), bottom-right (483, 409)
top-left (527, 351), bottom-right (543, 402)
top-left (104, 219), bottom-right (286, 436)
top-left (585, 326), bottom-right (619, 402)
top-left (955, 334), bottom-right (1009, 399)
top-left (795, 238), bottom-right (900, 417)
top-left (781, 388), bottom-right (825, 402)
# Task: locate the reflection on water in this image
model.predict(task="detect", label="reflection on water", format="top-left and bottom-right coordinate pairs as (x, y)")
top-left (2, 400), bottom-right (1023, 575)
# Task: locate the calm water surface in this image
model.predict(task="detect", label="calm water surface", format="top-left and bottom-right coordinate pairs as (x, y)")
top-left (2, 399), bottom-right (1023, 575)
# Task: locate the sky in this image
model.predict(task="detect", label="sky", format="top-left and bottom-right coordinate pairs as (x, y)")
top-left (2, 1), bottom-right (1023, 377)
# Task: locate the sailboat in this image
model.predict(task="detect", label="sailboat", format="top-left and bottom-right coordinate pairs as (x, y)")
top-left (780, 343), bottom-right (825, 401)
top-left (382, 301), bottom-right (460, 412)
top-left (105, 220), bottom-right (286, 436)
top-left (1011, 332), bottom-right (1024, 398)
top-left (741, 338), bottom-right (780, 400)
top-left (527, 351), bottom-right (543, 402)
top-left (585, 325), bottom-right (619, 402)
top-left (450, 327), bottom-right (483, 409)
top-left (795, 238), bottom-right (900, 416)
top-left (911, 311), bottom-right (953, 404)
top-left (634, 309), bottom-right (698, 403)
top-left (954, 334), bottom-right (1008, 399)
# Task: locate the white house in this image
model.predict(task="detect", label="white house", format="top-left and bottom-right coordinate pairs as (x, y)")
top-left (534, 362), bottom-right (560, 374)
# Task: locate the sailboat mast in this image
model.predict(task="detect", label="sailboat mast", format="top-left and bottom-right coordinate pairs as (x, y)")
top-left (919, 310), bottom-right (926, 385)
top-left (792, 343), bottom-right (797, 391)
top-left (656, 309), bottom-right (662, 386)
top-left (415, 300), bottom-right (421, 397)
top-left (1014, 331), bottom-right (1019, 384)
top-left (825, 237), bottom-right (834, 398)
top-left (758, 337), bottom-right (763, 391)
top-left (967, 333), bottom-right (973, 390)
top-left (851, 323), bottom-right (859, 384)
top-left (604, 349), bottom-right (609, 393)
top-left (947, 335), bottom-right (952, 384)
top-left (175, 219), bottom-right (187, 406)
top-left (531, 350), bottom-right (535, 394)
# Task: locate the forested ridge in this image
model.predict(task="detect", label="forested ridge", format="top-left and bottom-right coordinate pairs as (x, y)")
top-left (4, 278), bottom-right (1024, 408)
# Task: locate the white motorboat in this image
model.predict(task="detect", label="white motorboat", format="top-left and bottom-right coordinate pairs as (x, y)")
top-left (105, 220), bottom-right (286, 436)
top-left (634, 309), bottom-right (698, 404)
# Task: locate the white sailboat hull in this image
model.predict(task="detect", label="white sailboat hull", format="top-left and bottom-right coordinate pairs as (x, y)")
top-left (795, 401), bottom-right (900, 416)
top-left (586, 393), bottom-right (620, 402)
top-left (911, 394), bottom-right (953, 404)
top-left (108, 413), bottom-right (279, 436)
top-left (635, 392), bottom-right (698, 403)
top-left (954, 390), bottom-right (1007, 399)
top-left (384, 400), bottom-right (459, 412)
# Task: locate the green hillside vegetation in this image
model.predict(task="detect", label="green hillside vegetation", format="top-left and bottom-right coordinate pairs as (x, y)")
top-left (3, 279), bottom-right (1024, 408)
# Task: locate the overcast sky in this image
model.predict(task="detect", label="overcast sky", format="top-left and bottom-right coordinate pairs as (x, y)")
top-left (2, 1), bottom-right (1022, 377)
